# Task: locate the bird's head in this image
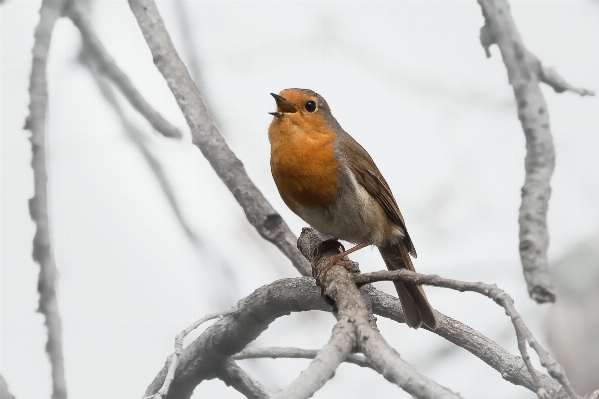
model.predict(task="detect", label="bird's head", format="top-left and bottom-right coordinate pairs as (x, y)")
top-left (269, 89), bottom-right (335, 138)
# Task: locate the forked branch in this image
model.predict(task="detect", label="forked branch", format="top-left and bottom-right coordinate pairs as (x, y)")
top-left (355, 267), bottom-right (579, 398)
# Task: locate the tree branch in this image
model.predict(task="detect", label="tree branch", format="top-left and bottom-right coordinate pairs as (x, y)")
top-left (127, 0), bottom-right (310, 277)
top-left (299, 229), bottom-right (462, 399)
top-left (368, 287), bottom-right (562, 395)
top-left (355, 269), bottom-right (579, 398)
top-left (144, 308), bottom-right (237, 399)
top-left (143, 279), bottom-right (328, 399)
top-left (271, 311), bottom-right (355, 399)
top-left (67, 1), bottom-right (182, 139)
top-left (0, 375), bottom-right (16, 399)
top-left (233, 347), bottom-right (372, 369)
top-left (77, 48), bottom-right (196, 240)
top-left (217, 361), bottom-right (272, 399)
top-left (477, 0), bottom-right (593, 304)
top-left (25, 0), bottom-right (68, 398)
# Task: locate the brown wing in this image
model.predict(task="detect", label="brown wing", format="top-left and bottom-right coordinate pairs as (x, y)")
top-left (338, 134), bottom-right (417, 258)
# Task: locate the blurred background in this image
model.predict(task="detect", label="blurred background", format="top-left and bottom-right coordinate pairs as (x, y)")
top-left (1, 1), bottom-right (598, 398)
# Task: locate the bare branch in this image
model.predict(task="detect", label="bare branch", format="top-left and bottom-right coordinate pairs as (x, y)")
top-left (477, 0), bottom-right (593, 304)
top-left (369, 287), bottom-right (562, 395)
top-left (217, 361), bottom-right (272, 399)
top-left (0, 375), bottom-right (16, 399)
top-left (355, 269), bottom-right (580, 398)
top-left (300, 228), bottom-right (462, 399)
top-left (145, 275), bottom-right (566, 398)
top-left (539, 65), bottom-right (595, 97)
top-left (78, 44), bottom-right (240, 307)
top-left (143, 232), bottom-right (572, 399)
top-left (77, 49), bottom-right (195, 239)
top-left (127, 0), bottom-right (310, 277)
top-left (233, 347), bottom-right (372, 369)
top-left (144, 308), bottom-right (237, 399)
top-left (272, 313), bottom-right (355, 399)
top-left (67, 2), bottom-right (182, 139)
top-left (143, 279), bottom-right (328, 399)
top-left (25, 0), bottom-right (68, 398)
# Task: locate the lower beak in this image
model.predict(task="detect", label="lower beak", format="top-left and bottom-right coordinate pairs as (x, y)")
top-left (269, 93), bottom-right (297, 117)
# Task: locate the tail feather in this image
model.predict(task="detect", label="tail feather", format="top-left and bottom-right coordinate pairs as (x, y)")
top-left (379, 243), bottom-right (438, 330)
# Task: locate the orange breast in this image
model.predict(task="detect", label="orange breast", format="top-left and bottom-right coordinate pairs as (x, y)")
top-left (269, 117), bottom-right (339, 212)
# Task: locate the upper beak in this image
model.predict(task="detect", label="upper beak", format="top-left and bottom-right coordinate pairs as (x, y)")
top-left (269, 93), bottom-right (297, 117)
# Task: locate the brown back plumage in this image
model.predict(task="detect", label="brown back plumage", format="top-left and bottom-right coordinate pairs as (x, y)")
top-left (337, 133), bottom-right (435, 329)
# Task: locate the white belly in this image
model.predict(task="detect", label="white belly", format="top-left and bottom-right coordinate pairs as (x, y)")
top-left (295, 166), bottom-right (403, 247)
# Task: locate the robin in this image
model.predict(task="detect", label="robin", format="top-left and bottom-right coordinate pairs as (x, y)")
top-left (268, 88), bottom-right (437, 330)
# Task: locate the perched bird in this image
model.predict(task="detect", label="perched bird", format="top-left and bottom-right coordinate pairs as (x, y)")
top-left (268, 88), bottom-right (437, 330)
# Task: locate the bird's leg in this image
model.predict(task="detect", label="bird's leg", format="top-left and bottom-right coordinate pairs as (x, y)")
top-left (317, 240), bottom-right (370, 283)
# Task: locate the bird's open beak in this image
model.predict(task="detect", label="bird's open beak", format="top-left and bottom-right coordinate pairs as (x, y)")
top-left (269, 93), bottom-right (297, 117)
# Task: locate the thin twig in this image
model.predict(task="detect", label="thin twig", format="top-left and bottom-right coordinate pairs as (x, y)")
top-left (78, 47), bottom-right (239, 307)
top-left (78, 49), bottom-right (195, 241)
top-left (217, 360), bottom-right (272, 399)
top-left (25, 0), bottom-right (68, 398)
top-left (477, 0), bottom-right (593, 304)
top-left (144, 307), bottom-right (237, 399)
top-left (67, 1), bottom-right (182, 139)
top-left (233, 347), bottom-right (372, 369)
top-left (355, 269), bottom-right (580, 399)
top-left (127, 0), bottom-right (311, 277)
top-left (539, 64), bottom-right (595, 97)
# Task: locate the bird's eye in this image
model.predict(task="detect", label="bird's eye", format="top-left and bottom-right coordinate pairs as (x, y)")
top-left (304, 101), bottom-right (317, 113)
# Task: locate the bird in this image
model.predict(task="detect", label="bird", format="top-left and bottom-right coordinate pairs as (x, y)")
top-left (267, 88), bottom-right (437, 330)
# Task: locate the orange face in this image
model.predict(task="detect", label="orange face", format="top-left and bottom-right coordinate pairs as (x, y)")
top-left (268, 89), bottom-right (339, 211)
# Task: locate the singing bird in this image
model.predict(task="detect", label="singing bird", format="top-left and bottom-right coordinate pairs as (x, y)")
top-left (268, 88), bottom-right (437, 330)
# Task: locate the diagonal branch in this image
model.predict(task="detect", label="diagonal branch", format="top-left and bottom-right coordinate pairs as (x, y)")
top-left (25, 0), bottom-right (69, 398)
top-left (355, 269), bottom-right (580, 399)
top-left (271, 312), bottom-right (355, 399)
top-left (77, 48), bottom-right (195, 240)
top-left (67, 1), bottom-right (182, 139)
top-left (127, 0), bottom-right (310, 277)
top-left (368, 287), bottom-right (562, 394)
top-left (477, 0), bottom-right (594, 304)
top-left (78, 45), bottom-right (240, 308)
top-left (217, 361), bottom-right (272, 399)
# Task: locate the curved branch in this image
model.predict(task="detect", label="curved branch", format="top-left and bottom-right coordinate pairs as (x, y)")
top-left (25, 0), bottom-right (68, 398)
top-left (67, 2), bottom-right (182, 139)
top-left (127, 0), bottom-right (310, 276)
top-left (233, 347), bottom-right (372, 369)
top-left (356, 269), bottom-right (579, 398)
top-left (143, 278), bottom-right (328, 399)
top-left (477, 0), bottom-right (593, 304)
top-left (271, 317), bottom-right (355, 399)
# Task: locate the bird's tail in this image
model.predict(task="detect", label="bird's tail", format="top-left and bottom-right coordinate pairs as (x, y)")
top-left (379, 242), bottom-right (437, 329)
